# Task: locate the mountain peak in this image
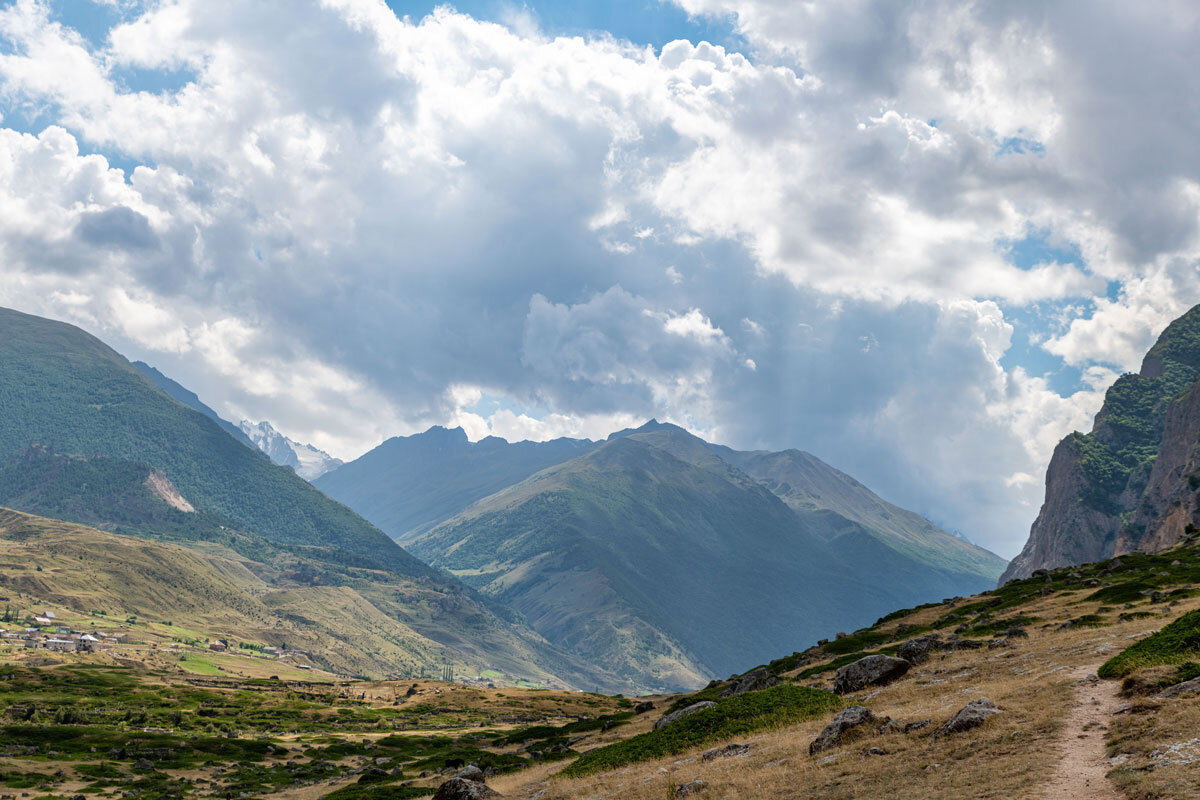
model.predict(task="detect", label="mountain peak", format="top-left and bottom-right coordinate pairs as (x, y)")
top-left (239, 419), bottom-right (343, 481)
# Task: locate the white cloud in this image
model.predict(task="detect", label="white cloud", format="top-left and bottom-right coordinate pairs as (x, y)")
top-left (0, 0), bottom-right (1197, 555)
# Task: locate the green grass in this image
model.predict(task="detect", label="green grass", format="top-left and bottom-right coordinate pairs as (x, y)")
top-left (560, 686), bottom-right (842, 777)
top-left (1099, 609), bottom-right (1200, 678)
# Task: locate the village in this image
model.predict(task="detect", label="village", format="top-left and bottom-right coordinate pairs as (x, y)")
top-left (0, 608), bottom-right (119, 653)
top-left (0, 602), bottom-right (318, 666)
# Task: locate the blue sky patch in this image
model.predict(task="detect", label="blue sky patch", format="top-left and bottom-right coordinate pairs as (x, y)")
top-left (385, 0), bottom-right (742, 52)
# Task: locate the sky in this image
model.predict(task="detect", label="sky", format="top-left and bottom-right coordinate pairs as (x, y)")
top-left (1, 0), bottom-right (1199, 558)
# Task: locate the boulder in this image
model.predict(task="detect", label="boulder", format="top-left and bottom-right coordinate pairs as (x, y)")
top-left (897, 635), bottom-right (943, 665)
top-left (455, 764), bottom-right (485, 782)
top-left (720, 667), bottom-right (778, 697)
top-left (809, 705), bottom-right (877, 754)
top-left (833, 655), bottom-right (911, 694)
top-left (653, 701), bottom-right (717, 730)
top-left (432, 778), bottom-right (501, 800)
top-left (935, 698), bottom-right (1001, 735)
top-left (675, 780), bottom-right (709, 797)
top-left (634, 701), bottom-right (655, 714)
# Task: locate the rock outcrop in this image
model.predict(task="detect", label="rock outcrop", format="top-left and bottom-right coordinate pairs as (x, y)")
top-left (809, 706), bottom-right (878, 754)
top-left (936, 698), bottom-right (1001, 735)
top-left (720, 667), bottom-right (778, 697)
top-left (1001, 304), bottom-right (1200, 583)
top-left (833, 655), bottom-right (911, 694)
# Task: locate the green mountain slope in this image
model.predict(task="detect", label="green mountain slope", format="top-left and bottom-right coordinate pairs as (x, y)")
top-left (408, 423), bottom-right (995, 691)
top-left (132, 360), bottom-right (257, 450)
top-left (715, 447), bottom-right (1005, 583)
top-left (0, 307), bottom-right (430, 579)
top-left (315, 426), bottom-right (595, 542)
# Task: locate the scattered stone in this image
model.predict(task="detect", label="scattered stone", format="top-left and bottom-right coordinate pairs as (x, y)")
top-left (936, 698), bottom-right (1002, 735)
top-left (634, 701), bottom-right (655, 714)
top-left (833, 655), bottom-right (911, 694)
top-left (654, 701), bottom-right (717, 730)
top-left (809, 705), bottom-right (877, 754)
top-left (943, 636), bottom-right (984, 651)
top-left (133, 759), bottom-right (153, 771)
top-left (675, 780), bottom-right (708, 797)
top-left (1111, 753), bottom-right (1131, 766)
top-left (432, 778), bottom-right (501, 800)
top-left (1004, 626), bottom-right (1029, 638)
top-left (904, 719), bottom-right (932, 733)
top-left (701, 743), bottom-right (750, 761)
top-left (721, 667), bottom-right (778, 697)
top-left (864, 747), bottom-right (886, 756)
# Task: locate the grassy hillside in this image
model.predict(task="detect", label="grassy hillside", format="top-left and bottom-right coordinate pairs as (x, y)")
top-left (0, 307), bottom-right (431, 580)
top-left (411, 423), bottom-right (1008, 692)
top-left (0, 506), bottom-right (627, 689)
top-left (316, 426), bottom-right (595, 542)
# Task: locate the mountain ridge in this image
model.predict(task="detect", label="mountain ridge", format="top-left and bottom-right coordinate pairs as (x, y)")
top-left (405, 422), bottom-right (1006, 691)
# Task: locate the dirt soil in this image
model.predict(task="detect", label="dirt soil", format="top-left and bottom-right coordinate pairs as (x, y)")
top-left (1042, 664), bottom-right (1122, 799)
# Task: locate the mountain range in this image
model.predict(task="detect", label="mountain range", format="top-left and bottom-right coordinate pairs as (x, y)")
top-left (1003, 303), bottom-right (1200, 582)
top-left (320, 419), bottom-right (1006, 690)
top-left (0, 304), bottom-right (1007, 693)
top-left (0, 306), bottom-right (617, 689)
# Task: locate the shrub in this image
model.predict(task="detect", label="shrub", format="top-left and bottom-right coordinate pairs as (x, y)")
top-left (1099, 609), bottom-right (1200, 678)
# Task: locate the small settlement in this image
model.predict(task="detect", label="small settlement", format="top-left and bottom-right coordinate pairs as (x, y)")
top-left (0, 611), bottom-right (121, 652)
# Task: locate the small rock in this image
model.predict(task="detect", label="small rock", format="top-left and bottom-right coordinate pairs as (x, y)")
top-left (936, 698), bottom-right (1002, 735)
top-left (654, 701), bottom-right (717, 730)
top-left (701, 743), bottom-right (749, 761)
top-left (810, 705), bottom-right (877, 754)
top-left (675, 780), bottom-right (708, 797)
top-left (864, 746), bottom-right (886, 756)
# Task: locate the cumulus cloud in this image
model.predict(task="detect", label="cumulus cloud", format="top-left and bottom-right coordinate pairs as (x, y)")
top-left (0, 0), bottom-right (1197, 554)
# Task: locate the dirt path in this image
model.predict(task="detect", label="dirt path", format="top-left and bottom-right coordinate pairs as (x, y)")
top-left (1043, 664), bottom-right (1123, 799)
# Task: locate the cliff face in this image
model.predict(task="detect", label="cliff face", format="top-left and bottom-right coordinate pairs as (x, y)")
top-left (1000, 304), bottom-right (1200, 584)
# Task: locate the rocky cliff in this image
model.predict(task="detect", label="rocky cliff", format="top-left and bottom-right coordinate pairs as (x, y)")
top-left (1001, 304), bottom-right (1200, 583)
